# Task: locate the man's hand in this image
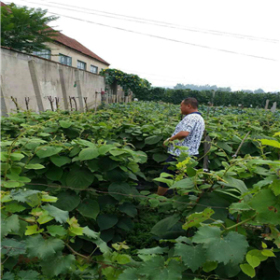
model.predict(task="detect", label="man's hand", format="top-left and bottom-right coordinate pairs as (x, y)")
top-left (163, 138), bottom-right (171, 147)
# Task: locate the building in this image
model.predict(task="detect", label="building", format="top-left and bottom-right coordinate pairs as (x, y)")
top-left (1, 2), bottom-right (110, 74)
top-left (33, 32), bottom-right (110, 74)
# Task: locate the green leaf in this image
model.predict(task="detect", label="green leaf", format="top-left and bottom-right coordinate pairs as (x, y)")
top-left (79, 147), bottom-right (99, 161)
top-left (6, 173), bottom-right (31, 183)
top-left (153, 153), bottom-right (168, 162)
top-left (11, 189), bottom-right (40, 203)
top-left (138, 247), bottom-right (169, 255)
top-left (25, 225), bottom-right (44, 235)
top-left (5, 202), bottom-right (26, 213)
top-left (202, 261), bottom-right (218, 273)
top-left (106, 168), bottom-right (129, 182)
top-left (97, 214), bottom-right (118, 231)
top-left (145, 135), bottom-right (162, 145)
top-left (99, 144), bottom-right (115, 155)
top-left (108, 182), bottom-right (136, 200)
top-left (17, 270), bottom-right (39, 280)
top-left (36, 146), bottom-right (63, 158)
top-left (261, 249), bottom-right (276, 257)
top-left (2, 181), bottom-right (22, 188)
top-left (192, 226), bottom-right (221, 244)
top-left (170, 177), bottom-right (195, 189)
top-left (1, 214), bottom-right (20, 236)
top-left (118, 268), bottom-right (140, 280)
top-left (2, 272), bottom-right (15, 280)
top-left (240, 264), bottom-right (256, 278)
top-left (83, 226), bottom-right (99, 239)
top-left (1, 238), bottom-right (26, 256)
top-left (193, 227), bottom-right (248, 265)
top-left (26, 235), bottom-right (64, 259)
top-left (140, 256), bottom-right (167, 279)
top-left (271, 179), bottom-right (280, 196)
top-left (229, 201), bottom-right (252, 214)
top-left (174, 243), bottom-right (206, 272)
top-left (10, 153), bottom-right (25, 161)
top-left (41, 253), bottom-right (75, 277)
top-left (46, 166), bottom-right (63, 181)
top-left (65, 167), bottom-right (94, 189)
top-left (246, 250), bottom-right (266, 268)
top-left (47, 225), bottom-right (67, 237)
top-left (50, 155), bottom-right (71, 167)
top-left (250, 189), bottom-right (280, 225)
top-left (41, 194), bottom-right (58, 203)
top-left (119, 202), bottom-right (137, 217)
top-left (77, 199), bottom-right (100, 220)
top-left (59, 120), bottom-right (72, 128)
top-left (53, 191), bottom-right (80, 211)
top-left (113, 253), bottom-right (131, 264)
top-left (151, 214), bottom-right (180, 237)
top-left (37, 210), bottom-right (54, 225)
top-left (42, 204), bottom-right (69, 223)
top-left (260, 139), bottom-right (280, 149)
top-left (25, 163), bottom-right (45, 170)
top-left (117, 217), bottom-right (133, 231)
top-left (220, 175), bottom-right (248, 194)
top-left (182, 208), bottom-right (215, 230)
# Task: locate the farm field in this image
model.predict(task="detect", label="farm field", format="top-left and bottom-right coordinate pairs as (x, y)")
top-left (1, 101), bottom-right (280, 280)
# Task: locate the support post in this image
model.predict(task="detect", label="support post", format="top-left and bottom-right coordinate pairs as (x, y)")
top-left (28, 60), bottom-right (44, 112)
top-left (1, 76), bottom-right (8, 116)
top-left (59, 68), bottom-right (69, 110)
top-left (74, 69), bottom-right (84, 112)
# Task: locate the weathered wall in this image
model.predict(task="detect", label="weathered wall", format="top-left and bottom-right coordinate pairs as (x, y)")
top-left (1, 48), bottom-right (124, 115)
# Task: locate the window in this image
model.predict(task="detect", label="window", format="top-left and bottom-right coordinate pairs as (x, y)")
top-left (90, 65), bottom-right (98, 74)
top-left (77, 60), bottom-right (86, 70)
top-left (59, 54), bottom-right (72, 66)
top-left (33, 49), bottom-right (51, 59)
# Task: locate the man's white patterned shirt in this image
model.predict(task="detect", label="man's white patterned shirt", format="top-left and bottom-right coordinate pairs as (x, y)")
top-left (168, 112), bottom-right (205, 156)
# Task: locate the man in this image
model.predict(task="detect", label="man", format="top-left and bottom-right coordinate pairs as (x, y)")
top-left (157, 97), bottom-right (205, 196)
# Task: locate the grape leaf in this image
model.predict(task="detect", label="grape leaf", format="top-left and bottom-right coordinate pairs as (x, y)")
top-left (17, 270), bottom-right (39, 280)
top-left (174, 243), bottom-right (206, 272)
top-left (41, 253), bottom-right (75, 277)
top-left (42, 204), bottom-right (69, 223)
top-left (26, 235), bottom-right (64, 259)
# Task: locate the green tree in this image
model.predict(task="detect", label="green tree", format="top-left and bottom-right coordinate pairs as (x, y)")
top-left (1, 3), bottom-right (58, 53)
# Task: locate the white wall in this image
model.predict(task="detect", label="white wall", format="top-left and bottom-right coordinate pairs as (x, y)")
top-left (1, 48), bottom-right (123, 115)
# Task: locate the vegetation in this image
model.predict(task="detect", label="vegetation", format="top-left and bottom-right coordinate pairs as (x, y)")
top-left (1, 102), bottom-right (280, 280)
top-left (1, 3), bottom-right (58, 53)
top-left (100, 69), bottom-right (151, 96)
top-left (101, 69), bottom-right (279, 107)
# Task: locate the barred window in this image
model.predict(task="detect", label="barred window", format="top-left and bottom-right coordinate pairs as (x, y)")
top-left (33, 49), bottom-right (51, 59)
top-left (77, 60), bottom-right (86, 70)
top-left (90, 65), bottom-right (98, 74)
top-left (59, 54), bottom-right (72, 66)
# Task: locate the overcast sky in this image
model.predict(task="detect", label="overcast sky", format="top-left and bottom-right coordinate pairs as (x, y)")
top-left (7, 0), bottom-right (280, 91)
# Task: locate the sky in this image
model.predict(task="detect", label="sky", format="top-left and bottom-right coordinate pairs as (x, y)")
top-left (6, 0), bottom-right (280, 92)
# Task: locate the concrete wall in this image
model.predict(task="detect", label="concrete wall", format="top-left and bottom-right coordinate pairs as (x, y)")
top-left (45, 42), bottom-right (109, 74)
top-left (1, 48), bottom-right (125, 115)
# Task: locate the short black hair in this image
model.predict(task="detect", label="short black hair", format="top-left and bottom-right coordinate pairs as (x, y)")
top-left (183, 97), bottom-right (198, 109)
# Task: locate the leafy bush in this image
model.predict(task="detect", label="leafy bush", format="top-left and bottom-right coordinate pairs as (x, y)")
top-left (1, 102), bottom-right (280, 279)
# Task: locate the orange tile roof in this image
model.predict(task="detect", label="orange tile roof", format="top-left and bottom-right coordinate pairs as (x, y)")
top-left (53, 32), bottom-right (110, 66)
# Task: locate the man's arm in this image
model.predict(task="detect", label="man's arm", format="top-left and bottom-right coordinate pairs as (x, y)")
top-left (170, 131), bottom-right (189, 141)
top-left (163, 131), bottom-right (189, 146)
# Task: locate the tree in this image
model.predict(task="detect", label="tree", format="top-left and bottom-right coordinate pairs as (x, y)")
top-left (1, 3), bottom-right (58, 53)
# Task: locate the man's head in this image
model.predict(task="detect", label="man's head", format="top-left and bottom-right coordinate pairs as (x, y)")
top-left (180, 97), bottom-right (198, 115)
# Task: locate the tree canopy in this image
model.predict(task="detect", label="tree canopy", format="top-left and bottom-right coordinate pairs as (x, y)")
top-left (1, 3), bottom-right (58, 53)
